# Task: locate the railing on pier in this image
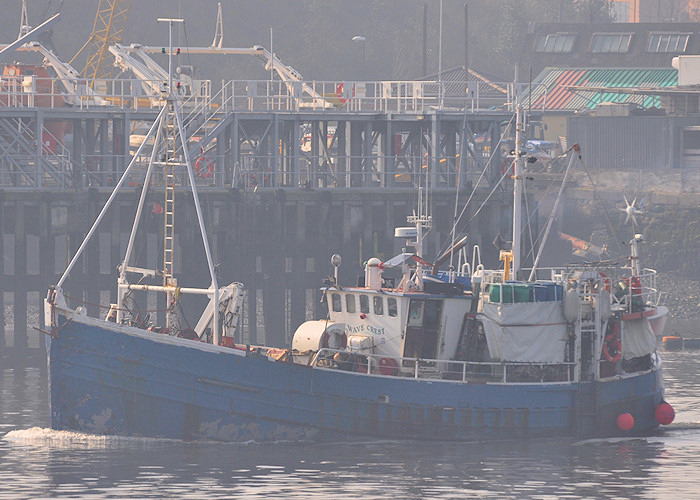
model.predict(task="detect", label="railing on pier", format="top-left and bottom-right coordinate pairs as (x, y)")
top-left (0, 76), bottom-right (542, 190)
top-left (1, 75), bottom-right (547, 113)
top-left (214, 79), bottom-right (547, 114)
top-left (0, 151), bottom-right (492, 190)
top-left (310, 348), bottom-right (576, 384)
top-left (0, 75), bottom-right (211, 110)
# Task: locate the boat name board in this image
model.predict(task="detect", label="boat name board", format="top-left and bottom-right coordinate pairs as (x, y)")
top-left (346, 323), bottom-right (386, 336)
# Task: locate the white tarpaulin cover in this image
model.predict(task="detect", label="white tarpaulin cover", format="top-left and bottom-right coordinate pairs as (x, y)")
top-left (623, 318), bottom-right (656, 358)
top-left (481, 302), bottom-right (567, 362)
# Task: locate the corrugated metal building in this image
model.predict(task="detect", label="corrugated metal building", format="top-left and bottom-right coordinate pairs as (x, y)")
top-left (522, 67), bottom-right (678, 112)
top-left (568, 113), bottom-right (700, 171)
top-left (567, 115), bottom-right (670, 171)
top-left (517, 67), bottom-right (681, 167)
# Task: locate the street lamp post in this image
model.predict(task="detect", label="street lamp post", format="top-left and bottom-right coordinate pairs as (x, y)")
top-left (352, 35), bottom-right (366, 65)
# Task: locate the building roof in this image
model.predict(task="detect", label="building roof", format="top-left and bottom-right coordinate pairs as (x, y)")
top-left (518, 22), bottom-right (700, 79)
top-left (521, 67), bottom-right (678, 111)
top-left (420, 66), bottom-right (507, 97)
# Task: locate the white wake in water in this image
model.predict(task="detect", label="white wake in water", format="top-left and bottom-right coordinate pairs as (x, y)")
top-left (1, 427), bottom-right (271, 448)
top-left (2, 427), bottom-right (179, 448)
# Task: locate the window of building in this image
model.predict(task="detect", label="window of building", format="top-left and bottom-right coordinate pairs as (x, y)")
top-left (388, 298), bottom-right (398, 317)
top-left (535, 33), bottom-right (576, 53)
top-left (683, 129), bottom-right (700, 150)
top-left (331, 293), bottom-right (342, 312)
top-left (373, 296), bottom-right (384, 315)
top-left (647, 33), bottom-right (690, 53)
top-left (346, 294), bottom-right (356, 313)
top-left (359, 294), bottom-right (369, 314)
top-left (590, 33), bottom-right (632, 53)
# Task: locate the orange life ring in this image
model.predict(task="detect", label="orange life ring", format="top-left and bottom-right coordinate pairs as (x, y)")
top-left (599, 272), bottom-right (612, 292)
top-left (320, 330), bottom-right (347, 349)
top-left (195, 156), bottom-right (214, 178)
top-left (378, 357), bottom-right (398, 376)
top-left (604, 338), bottom-right (622, 363)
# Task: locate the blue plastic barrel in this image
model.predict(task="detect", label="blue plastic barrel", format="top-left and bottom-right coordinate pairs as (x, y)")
top-left (532, 284), bottom-right (548, 302)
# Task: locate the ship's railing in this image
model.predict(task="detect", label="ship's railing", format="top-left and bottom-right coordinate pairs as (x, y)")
top-left (493, 265), bottom-right (663, 314)
top-left (608, 267), bottom-right (662, 314)
top-left (310, 348), bottom-right (575, 384)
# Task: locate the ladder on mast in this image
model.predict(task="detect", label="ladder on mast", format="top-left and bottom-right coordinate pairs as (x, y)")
top-left (163, 106), bottom-right (176, 286)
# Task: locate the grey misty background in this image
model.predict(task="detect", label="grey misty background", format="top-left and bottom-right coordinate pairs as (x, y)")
top-left (1, 0), bottom-right (612, 83)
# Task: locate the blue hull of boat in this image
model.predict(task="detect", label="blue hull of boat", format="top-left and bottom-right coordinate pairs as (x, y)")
top-left (47, 318), bottom-right (664, 442)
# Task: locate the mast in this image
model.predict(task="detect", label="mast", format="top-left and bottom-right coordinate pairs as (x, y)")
top-left (406, 186), bottom-right (432, 290)
top-left (512, 106), bottom-right (524, 280)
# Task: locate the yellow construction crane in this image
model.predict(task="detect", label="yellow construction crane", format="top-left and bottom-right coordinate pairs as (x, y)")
top-left (71, 0), bottom-right (131, 85)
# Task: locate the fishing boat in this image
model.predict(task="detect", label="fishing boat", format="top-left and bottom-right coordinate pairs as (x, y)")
top-left (43, 29), bottom-right (675, 439)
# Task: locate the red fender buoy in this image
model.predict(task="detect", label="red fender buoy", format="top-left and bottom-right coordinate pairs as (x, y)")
top-left (617, 412), bottom-right (634, 431)
top-left (655, 402), bottom-right (675, 425)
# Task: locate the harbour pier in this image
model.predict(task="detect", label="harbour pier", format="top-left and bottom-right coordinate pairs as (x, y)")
top-left (0, 77), bottom-right (516, 360)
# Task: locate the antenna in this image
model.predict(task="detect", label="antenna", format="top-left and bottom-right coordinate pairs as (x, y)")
top-left (157, 17), bottom-right (184, 98)
top-left (19, 0), bottom-right (31, 38)
top-left (211, 2), bottom-right (223, 49)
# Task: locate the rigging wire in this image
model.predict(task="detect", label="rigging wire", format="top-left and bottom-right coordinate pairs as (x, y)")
top-left (448, 106), bottom-right (470, 272)
top-left (437, 112), bottom-right (516, 258)
top-left (181, 17), bottom-right (193, 73)
top-left (454, 160), bottom-right (513, 237)
top-left (577, 156), bottom-right (626, 257)
top-left (521, 178), bottom-right (557, 265)
top-left (522, 179), bottom-right (536, 268)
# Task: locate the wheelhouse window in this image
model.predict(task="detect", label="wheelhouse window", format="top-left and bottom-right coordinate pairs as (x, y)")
top-left (331, 293), bottom-right (342, 312)
top-left (408, 300), bottom-right (424, 326)
top-left (373, 296), bottom-right (384, 315)
top-left (359, 294), bottom-right (369, 314)
top-left (647, 33), bottom-right (690, 53)
top-left (387, 298), bottom-right (397, 317)
top-left (346, 294), bottom-right (356, 313)
top-left (535, 33), bottom-right (575, 53)
top-left (590, 33), bottom-right (632, 53)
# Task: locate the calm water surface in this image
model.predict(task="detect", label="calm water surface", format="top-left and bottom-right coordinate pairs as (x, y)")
top-left (1, 342), bottom-right (699, 499)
